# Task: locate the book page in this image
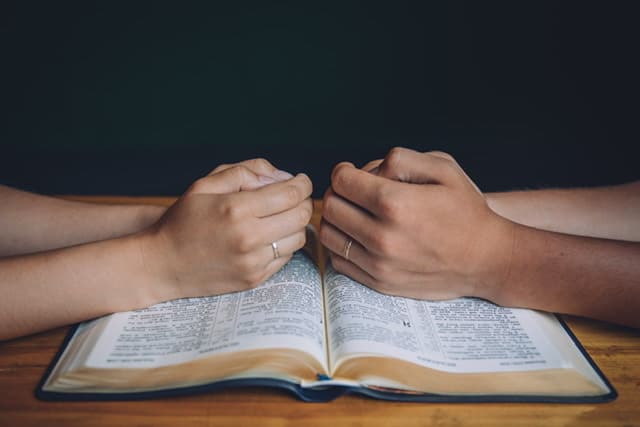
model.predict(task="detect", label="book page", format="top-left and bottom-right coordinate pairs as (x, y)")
top-left (85, 252), bottom-right (327, 369)
top-left (325, 267), bottom-right (568, 374)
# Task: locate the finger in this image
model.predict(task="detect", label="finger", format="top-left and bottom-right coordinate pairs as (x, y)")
top-left (330, 251), bottom-right (431, 299)
top-left (330, 162), bottom-right (404, 218)
top-left (189, 165), bottom-right (262, 195)
top-left (210, 159), bottom-right (293, 184)
top-left (237, 173), bottom-right (313, 218)
top-left (319, 219), bottom-right (371, 271)
top-left (321, 210), bottom-right (436, 287)
top-left (321, 189), bottom-right (379, 249)
top-left (333, 250), bottom-right (462, 300)
top-left (375, 147), bottom-right (461, 185)
top-left (263, 230), bottom-right (307, 265)
top-left (240, 253), bottom-right (292, 289)
top-left (362, 159), bottom-right (383, 172)
top-left (320, 219), bottom-right (423, 285)
top-left (329, 253), bottom-right (381, 292)
top-left (257, 199), bottom-right (313, 244)
top-left (260, 254), bottom-right (293, 282)
top-left (427, 151), bottom-right (481, 194)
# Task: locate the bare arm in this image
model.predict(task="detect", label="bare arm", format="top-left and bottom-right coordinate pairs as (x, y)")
top-left (0, 233), bottom-right (160, 340)
top-left (0, 185), bottom-right (166, 256)
top-left (486, 222), bottom-right (640, 328)
top-left (483, 183), bottom-right (640, 326)
top-left (486, 182), bottom-right (640, 241)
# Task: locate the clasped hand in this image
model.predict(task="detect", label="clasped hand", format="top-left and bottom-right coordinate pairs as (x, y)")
top-left (320, 147), bottom-right (513, 302)
top-left (142, 159), bottom-right (313, 300)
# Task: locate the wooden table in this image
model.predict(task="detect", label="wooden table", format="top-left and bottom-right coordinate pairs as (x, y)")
top-left (1, 196), bottom-right (639, 427)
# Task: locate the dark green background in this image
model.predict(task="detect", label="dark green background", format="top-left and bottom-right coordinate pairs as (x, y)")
top-left (2, 2), bottom-right (638, 197)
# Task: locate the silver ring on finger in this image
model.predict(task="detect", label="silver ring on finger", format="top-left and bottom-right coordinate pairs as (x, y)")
top-left (343, 238), bottom-right (353, 261)
top-left (271, 241), bottom-right (280, 260)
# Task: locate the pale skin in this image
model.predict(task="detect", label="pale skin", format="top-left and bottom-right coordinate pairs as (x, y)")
top-left (0, 159), bottom-right (313, 341)
top-left (320, 147), bottom-right (640, 328)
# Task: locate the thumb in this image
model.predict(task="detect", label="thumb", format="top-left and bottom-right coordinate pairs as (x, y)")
top-left (189, 165), bottom-right (263, 194)
top-left (376, 147), bottom-right (447, 184)
top-left (361, 159), bottom-right (383, 173)
top-left (378, 148), bottom-right (481, 193)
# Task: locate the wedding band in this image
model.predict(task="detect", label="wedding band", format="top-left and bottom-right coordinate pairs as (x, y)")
top-left (343, 238), bottom-right (353, 261)
top-left (271, 241), bottom-right (280, 260)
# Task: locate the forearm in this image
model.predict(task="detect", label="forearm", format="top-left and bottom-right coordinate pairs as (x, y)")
top-left (485, 182), bottom-right (640, 241)
top-left (0, 232), bottom-right (168, 341)
top-left (483, 223), bottom-right (640, 328)
top-left (0, 185), bottom-right (166, 256)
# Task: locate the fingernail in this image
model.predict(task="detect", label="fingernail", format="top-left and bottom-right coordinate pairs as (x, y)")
top-left (273, 170), bottom-right (294, 181)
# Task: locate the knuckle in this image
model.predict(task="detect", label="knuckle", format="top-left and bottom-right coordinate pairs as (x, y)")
top-left (217, 165), bottom-right (244, 181)
top-left (188, 177), bottom-right (209, 194)
top-left (217, 165), bottom-right (243, 184)
top-left (218, 198), bottom-right (246, 221)
top-left (384, 147), bottom-right (406, 170)
top-left (375, 184), bottom-right (402, 220)
top-left (233, 230), bottom-right (257, 254)
top-left (284, 184), bottom-right (302, 205)
top-left (379, 148), bottom-right (416, 180)
top-left (370, 230), bottom-right (396, 257)
top-left (232, 165), bottom-right (252, 179)
top-left (377, 198), bottom-right (398, 220)
top-left (429, 150), bottom-right (455, 162)
top-left (331, 163), bottom-right (351, 191)
top-left (301, 174), bottom-right (313, 195)
top-left (252, 158), bottom-right (273, 171)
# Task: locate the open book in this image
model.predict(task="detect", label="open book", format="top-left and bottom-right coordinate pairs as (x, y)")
top-left (38, 238), bottom-right (615, 402)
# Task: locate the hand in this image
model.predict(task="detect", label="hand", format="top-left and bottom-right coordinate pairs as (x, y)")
top-left (320, 147), bottom-right (513, 301)
top-left (143, 159), bottom-right (313, 300)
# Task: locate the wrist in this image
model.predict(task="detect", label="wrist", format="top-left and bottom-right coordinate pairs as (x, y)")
top-left (128, 226), bottom-right (180, 308)
top-left (484, 192), bottom-right (511, 219)
top-left (467, 213), bottom-right (520, 305)
top-left (76, 231), bottom-right (175, 315)
top-left (132, 205), bottom-right (166, 232)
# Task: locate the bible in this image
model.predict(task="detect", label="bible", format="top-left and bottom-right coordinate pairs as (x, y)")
top-left (38, 239), bottom-right (615, 403)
